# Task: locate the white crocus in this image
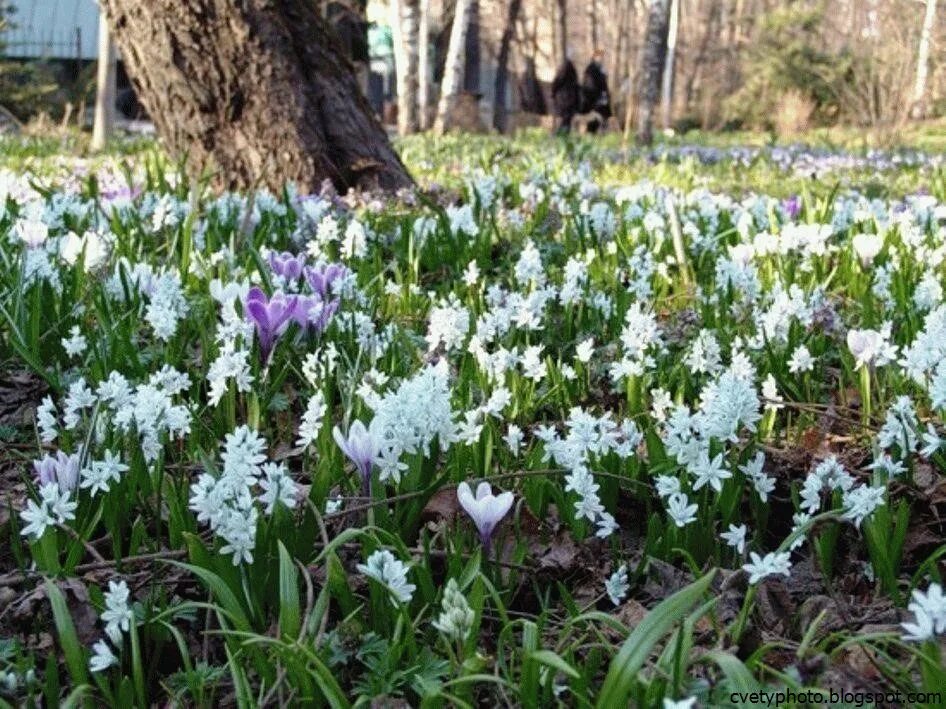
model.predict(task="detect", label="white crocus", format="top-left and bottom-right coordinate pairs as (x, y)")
top-left (457, 481), bottom-right (514, 552)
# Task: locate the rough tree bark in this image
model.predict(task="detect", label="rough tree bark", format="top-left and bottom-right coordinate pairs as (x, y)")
top-left (636, 0), bottom-right (672, 145)
top-left (91, 8), bottom-right (117, 151)
top-left (433, 0), bottom-right (473, 134)
top-left (493, 0), bottom-right (522, 133)
top-left (911, 0), bottom-right (938, 119)
top-left (99, 0), bottom-right (412, 192)
top-left (391, 0), bottom-right (420, 135)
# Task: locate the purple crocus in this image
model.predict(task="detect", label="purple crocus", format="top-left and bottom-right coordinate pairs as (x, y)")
top-left (782, 195), bottom-right (801, 221)
top-left (33, 451), bottom-right (80, 494)
top-left (243, 287), bottom-right (298, 361)
top-left (268, 251), bottom-right (307, 282)
top-left (304, 263), bottom-right (349, 299)
top-left (332, 420), bottom-right (380, 497)
top-left (291, 294), bottom-right (340, 333)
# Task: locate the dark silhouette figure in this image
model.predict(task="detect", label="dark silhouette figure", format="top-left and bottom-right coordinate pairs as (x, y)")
top-left (581, 51), bottom-right (612, 133)
top-left (551, 59), bottom-right (580, 134)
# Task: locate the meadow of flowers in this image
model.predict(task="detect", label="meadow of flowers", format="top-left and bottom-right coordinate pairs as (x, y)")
top-left (1, 135), bottom-right (946, 707)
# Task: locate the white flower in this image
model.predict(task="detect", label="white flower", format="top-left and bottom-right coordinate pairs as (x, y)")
top-left (851, 232), bottom-right (884, 265)
top-left (357, 549), bottom-right (416, 605)
top-left (901, 584), bottom-right (946, 642)
top-left (432, 578), bottom-right (474, 641)
top-left (575, 338), bottom-right (595, 364)
top-left (36, 395), bottom-right (58, 444)
top-left (89, 639), bottom-right (118, 673)
top-left (690, 451), bottom-right (731, 492)
top-left (503, 424), bottom-right (524, 456)
top-left (80, 450), bottom-right (129, 497)
top-left (296, 391), bottom-right (327, 448)
top-left (258, 462), bottom-right (298, 514)
top-left (457, 481), bottom-right (514, 550)
top-left (788, 344), bottom-right (815, 374)
top-left (663, 698), bottom-right (697, 709)
top-left (842, 485), bottom-right (885, 528)
top-left (742, 551), bottom-right (792, 584)
top-left (847, 325), bottom-right (897, 370)
top-left (721, 524), bottom-right (747, 554)
top-left (61, 326), bottom-right (87, 357)
top-left (101, 580), bottom-right (133, 638)
top-left (666, 492), bottom-right (698, 528)
top-left (605, 564), bottom-right (629, 606)
top-left (20, 482), bottom-right (76, 539)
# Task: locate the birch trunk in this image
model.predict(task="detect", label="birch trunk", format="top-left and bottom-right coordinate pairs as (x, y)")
top-left (911, 0), bottom-right (938, 119)
top-left (636, 0), bottom-right (671, 145)
top-left (392, 0), bottom-right (420, 134)
top-left (91, 9), bottom-right (117, 151)
top-left (433, 0), bottom-right (473, 134)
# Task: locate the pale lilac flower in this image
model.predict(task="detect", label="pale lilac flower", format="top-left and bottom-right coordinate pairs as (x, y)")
top-left (457, 481), bottom-right (514, 552)
top-left (267, 251), bottom-right (306, 281)
top-left (333, 420), bottom-right (381, 496)
top-left (32, 451), bottom-right (80, 494)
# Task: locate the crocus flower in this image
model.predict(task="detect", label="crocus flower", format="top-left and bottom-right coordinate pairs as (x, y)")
top-left (243, 287), bottom-right (298, 361)
top-left (457, 481), bottom-right (514, 553)
top-left (333, 420), bottom-right (381, 497)
top-left (267, 251), bottom-right (307, 281)
top-left (304, 263), bottom-right (349, 299)
top-left (782, 195), bottom-right (801, 221)
top-left (846, 326), bottom-right (896, 370)
top-left (33, 451), bottom-right (80, 494)
top-left (291, 294), bottom-right (340, 333)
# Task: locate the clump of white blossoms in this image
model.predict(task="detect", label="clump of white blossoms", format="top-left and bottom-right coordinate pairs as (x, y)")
top-left (189, 425), bottom-right (298, 565)
top-left (901, 583), bottom-right (946, 642)
top-left (426, 295), bottom-right (470, 352)
top-left (357, 549), bottom-right (416, 605)
top-left (605, 564), bottom-right (629, 606)
top-left (432, 578), bottom-right (475, 641)
top-left (365, 363), bottom-right (459, 484)
top-left (743, 551), bottom-right (792, 585)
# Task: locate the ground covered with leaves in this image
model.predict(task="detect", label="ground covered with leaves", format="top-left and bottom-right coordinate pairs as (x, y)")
top-left (1, 134), bottom-right (946, 707)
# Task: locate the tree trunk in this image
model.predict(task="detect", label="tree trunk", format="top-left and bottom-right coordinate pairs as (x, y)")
top-left (392, 0), bottom-right (420, 135)
top-left (556, 0), bottom-right (569, 63)
top-left (99, 0), bottom-right (412, 193)
top-left (493, 0), bottom-right (522, 133)
top-left (91, 9), bottom-right (117, 151)
top-left (911, 0), bottom-right (938, 119)
top-left (660, 0), bottom-right (678, 129)
top-left (418, 0), bottom-right (431, 129)
top-left (636, 0), bottom-right (672, 145)
top-left (433, 0), bottom-right (473, 134)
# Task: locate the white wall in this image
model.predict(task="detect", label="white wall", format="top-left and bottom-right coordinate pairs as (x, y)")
top-left (3, 0), bottom-right (100, 60)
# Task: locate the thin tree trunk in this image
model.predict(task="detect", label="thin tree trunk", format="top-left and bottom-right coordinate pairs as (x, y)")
top-left (433, 0), bottom-right (473, 134)
top-left (392, 0), bottom-right (420, 134)
top-left (91, 9), bottom-right (117, 151)
top-left (556, 0), bottom-right (568, 63)
top-left (660, 0), bottom-right (678, 129)
top-left (911, 0), bottom-right (938, 119)
top-left (636, 0), bottom-right (671, 144)
top-left (99, 0), bottom-right (411, 192)
top-left (493, 0), bottom-right (522, 133)
top-left (418, 0), bottom-right (431, 129)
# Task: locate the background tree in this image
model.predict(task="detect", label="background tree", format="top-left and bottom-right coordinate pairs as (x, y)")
top-left (392, 0), bottom-right (420, 134)
top-left (433, 0), bottom-right (473, 134)
top-left (912, 0), bottom-right (939, 119)
top-left (91, 8), bottom-right (117, 151)
top-left (99, 0), bottom-right (411, 192)
top-left (636, 0), bottom-right (672, 144)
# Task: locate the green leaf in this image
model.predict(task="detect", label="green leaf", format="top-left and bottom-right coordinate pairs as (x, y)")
top-left (277, 541), bottom-right (301, 639)
top-left (529, 649), bottom-right (580, 679)
top-left (45, 580), bottom-right (89, 688)
top-left (596, 570), bottom-right (716, 708)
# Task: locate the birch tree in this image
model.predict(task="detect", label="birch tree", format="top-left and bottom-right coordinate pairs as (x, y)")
top-left (433, 0), bottom-right (473, 134)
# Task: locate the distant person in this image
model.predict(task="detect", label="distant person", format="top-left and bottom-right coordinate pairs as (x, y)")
top-left (581, 50), bottom-right (612, 134)
top-left (551, 59), bottom-right (580, 135)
